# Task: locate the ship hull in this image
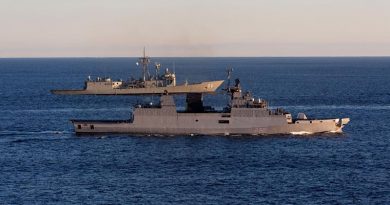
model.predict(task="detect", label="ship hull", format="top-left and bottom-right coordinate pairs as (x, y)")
top-left (52, 80), bottom-right (224, 95)
top-left (71, 116), bottom-right (350, 136)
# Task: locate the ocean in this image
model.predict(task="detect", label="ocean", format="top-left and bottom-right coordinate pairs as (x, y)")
top-left (0, 57), bottom-right (389, 204)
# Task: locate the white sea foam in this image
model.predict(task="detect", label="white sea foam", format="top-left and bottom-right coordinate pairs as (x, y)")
top-left (272, 105), bottom-right (390, 110)
top-left (290, 131), bottom-right (314, 135)
top-left (0, 130), bottom-right (72, 136)
top-left (0, 107), bottom-right (130, 114)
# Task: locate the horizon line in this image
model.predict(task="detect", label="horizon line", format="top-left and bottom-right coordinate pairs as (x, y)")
top-left (1, 55), bottom-right (390, 59)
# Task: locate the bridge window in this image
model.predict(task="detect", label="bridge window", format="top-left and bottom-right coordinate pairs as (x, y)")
top-left (218, 120), bottom-right (229, 124)
top-left (77, 125), bottom-right (81, 129)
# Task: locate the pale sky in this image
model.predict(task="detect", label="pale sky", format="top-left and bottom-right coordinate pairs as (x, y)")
top-left (1, 0), bottom-right (390, 57)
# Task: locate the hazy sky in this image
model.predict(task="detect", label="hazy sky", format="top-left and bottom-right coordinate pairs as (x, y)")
top-left (1, 0), bottom-right (390, 57)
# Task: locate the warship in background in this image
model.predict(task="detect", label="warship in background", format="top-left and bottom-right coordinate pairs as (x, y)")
top-left (70, 69), bottom-right (350, 135)
top-left (51, 49), bottom-right (224, 95)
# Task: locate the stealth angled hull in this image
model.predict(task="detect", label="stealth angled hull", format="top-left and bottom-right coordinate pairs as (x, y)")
top-left (71, 116), bottom-right (350, 136)
top-left (71, 95), bottom-right (350, 136)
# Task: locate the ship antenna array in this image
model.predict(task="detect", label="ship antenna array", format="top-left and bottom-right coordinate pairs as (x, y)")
top-left (138, 47), bottom-right (151, 81)
top-left (226, 67), bottom-right (233, 92)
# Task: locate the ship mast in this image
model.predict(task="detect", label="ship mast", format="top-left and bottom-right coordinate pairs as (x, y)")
top-left (226, 67), bottom-right (233, 91)
top-left (138, 47), bottom-right (151, 82)
top-left (223, 66), bottom-right (234, 97)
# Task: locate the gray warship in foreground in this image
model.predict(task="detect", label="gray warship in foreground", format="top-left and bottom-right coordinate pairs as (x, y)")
top-left (51, 49), bottom-right (224, 95)
top-left (71, 78), bottom-right (350, 135)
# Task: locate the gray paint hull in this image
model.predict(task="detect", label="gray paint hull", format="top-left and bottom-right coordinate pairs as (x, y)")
top-left (71, 114), bottom-right (350, 135)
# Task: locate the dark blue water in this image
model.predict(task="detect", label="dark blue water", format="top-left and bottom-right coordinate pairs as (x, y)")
top-left (0, 57), bottom-right (389, 204)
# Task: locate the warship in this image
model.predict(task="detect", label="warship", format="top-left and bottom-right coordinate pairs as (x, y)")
top-left (70, 71), bottom-right (350, 135)
top-left (51, 49), bottom-right (224, 95)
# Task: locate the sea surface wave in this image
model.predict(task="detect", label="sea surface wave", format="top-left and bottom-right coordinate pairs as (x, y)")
top-left (0, 57), bottom-right (389, 204)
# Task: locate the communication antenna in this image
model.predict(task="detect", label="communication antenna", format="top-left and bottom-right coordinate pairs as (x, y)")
top-left (137, 47), bottom-right (151, 81)
top-left (226, 67), bottom-right (233, 92)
